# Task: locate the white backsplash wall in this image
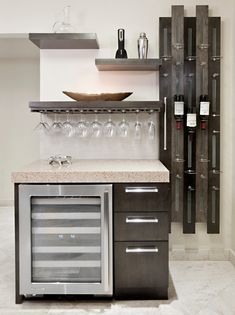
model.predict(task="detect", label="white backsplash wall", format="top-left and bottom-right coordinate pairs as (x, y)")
top-left (1, 0), bottom-right (233, 253)
top-left (40, 49), bottom-right (159, 159)
top-left (40, 112), bottom-right (159, 159)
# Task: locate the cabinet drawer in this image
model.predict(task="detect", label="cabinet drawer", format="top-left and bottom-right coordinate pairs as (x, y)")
top-left (114, 241), bottom-right (168, 299)
top-left (114, 212), bottom-right (168, 241)
top-left (114, 183), bottom-right (170, 212)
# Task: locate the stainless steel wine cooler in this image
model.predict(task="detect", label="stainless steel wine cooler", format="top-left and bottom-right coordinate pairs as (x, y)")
top-left (18, 184), bottom-right (113, 296)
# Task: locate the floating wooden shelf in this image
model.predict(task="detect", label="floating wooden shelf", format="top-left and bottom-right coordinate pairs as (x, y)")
top-left (95, 58), bottom-right (162, 71)
top-left (29, 101), bottom-right (162, 113)
top-left (29, 33), bottom-right (99, 49)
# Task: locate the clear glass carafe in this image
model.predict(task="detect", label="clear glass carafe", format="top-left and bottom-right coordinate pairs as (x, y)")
top-left (53, 6), bottom-right (75, 33)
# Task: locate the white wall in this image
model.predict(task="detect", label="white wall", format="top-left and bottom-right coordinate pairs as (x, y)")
top-left (0, 0), bottom-right (234, 252)
top-left (40, 49), bottom-right (159, 160)
top-left (0, 55), bottom-right (40, 204)
top-left (232, 3), bottom-right (235, 253)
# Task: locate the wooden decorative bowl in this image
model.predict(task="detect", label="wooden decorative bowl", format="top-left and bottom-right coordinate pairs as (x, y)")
top-left (63, 91), bottom-right (133, 101)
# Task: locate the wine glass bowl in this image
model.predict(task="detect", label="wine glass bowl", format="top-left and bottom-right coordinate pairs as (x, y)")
top-left (134, 110), bottom-right (142, 140)
top-left (90, 111), bottom-right (102, 138)
top-left (34, 112), bottom-right (50, 134)
top-left (63, 112), bottom-right (74, 137)
top-left (118, 110), bottom-right (129, 138)
top-left (148, 110), bottom-right (156, 140)
top-left (50, 112), bottom-right (63, 135)
top-left (103, 111), bottom-right (116, 137)
top-left (76, 111), bottom-right (89, 138)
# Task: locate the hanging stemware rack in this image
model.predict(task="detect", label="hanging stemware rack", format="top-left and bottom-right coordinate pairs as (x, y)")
top-left (29, 101), bottom-right (162, 114)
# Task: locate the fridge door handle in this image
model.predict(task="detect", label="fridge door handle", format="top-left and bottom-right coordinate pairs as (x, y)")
top-left (103, 191), bottom-right (111, 293)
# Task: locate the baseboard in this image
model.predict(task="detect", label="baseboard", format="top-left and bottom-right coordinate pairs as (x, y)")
top-left (0, 200), bottom-right (14, 207)
top-left (229, 249), bottom-right (235, 267)
top-left (170, 248), bottom-right (230, 261)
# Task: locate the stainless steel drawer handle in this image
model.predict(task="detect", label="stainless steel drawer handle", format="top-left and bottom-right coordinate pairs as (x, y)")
top-left (125, 187), bottom-right (158, 193)
top-left (126, 216), bottom-right (159, 223)
top-left (126, 246), bottom-right (159, 253)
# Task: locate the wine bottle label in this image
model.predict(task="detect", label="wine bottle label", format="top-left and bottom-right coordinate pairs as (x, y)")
top-left (200, 101), bottom-right (210, 116)
top-left (187, 113), bottom-right (197, 127)
top-left (174, 101), bottom-right (184, 115)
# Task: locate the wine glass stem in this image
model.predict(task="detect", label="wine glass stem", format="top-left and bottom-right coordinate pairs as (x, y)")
top-left (136, 112), bottom-right (139, 124)
top-left (64, 6), bottom-right (71, 24)
top-left (122, 111), bottom-right (125, 123)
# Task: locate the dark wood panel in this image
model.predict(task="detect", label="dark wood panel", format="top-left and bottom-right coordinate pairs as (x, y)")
top-left (196, 6), bottom-right (209, 223)
top-left (114, 212), bottom-right (168, 241)
top-left (207, 17), bottom-right (221, 233)
top-left (95, 59), bottom-right (162, 71)
top-left (159, 17), bottom-right (172, 232)
top-left (114, 183), bottom-right (170, 212)
top-left (183, 17), bottom-right (196, 233)
top-left (159, 18), bottom-right (172, 171)
top-left (183, 173), bottom-right (196, 233)
top-left (171, 6), bottom-right (185, 223)
top-left (29, 33), bottom-right (99, 49)
top-left (114, 241), bottom-right (168, 299)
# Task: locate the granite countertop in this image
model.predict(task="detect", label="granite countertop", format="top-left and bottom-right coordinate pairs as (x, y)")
top-left (11, 159), bottom-right (169, 183)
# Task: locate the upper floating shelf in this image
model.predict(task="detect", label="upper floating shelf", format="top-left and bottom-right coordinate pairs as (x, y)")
top-left (29, 101), bottom-right (162, 113)
top-left (95, 58), bottom-right (162, 71)
top-left (29, 33), bottom-right (99, 49)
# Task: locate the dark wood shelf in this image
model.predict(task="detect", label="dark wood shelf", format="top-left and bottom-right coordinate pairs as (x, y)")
top-left (29, 33), bottom-right (99, 49)
top-left (95, 59), bottom-right (162, 71)
top-left (29, 101), bottom-right (162, 113)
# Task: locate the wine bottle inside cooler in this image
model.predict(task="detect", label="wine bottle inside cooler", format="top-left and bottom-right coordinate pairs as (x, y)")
top-left (115, 29), bottom-right (128, 59)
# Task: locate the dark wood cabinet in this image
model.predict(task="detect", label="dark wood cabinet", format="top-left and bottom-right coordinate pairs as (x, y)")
top-left (114, 212), bottom-right (168, 241)
top-left (113, 183), bottom-right (169, 299)
top-left (114, 183), bottom-right (170, 212)
top-left (114, 241), bottom-right (168, 299)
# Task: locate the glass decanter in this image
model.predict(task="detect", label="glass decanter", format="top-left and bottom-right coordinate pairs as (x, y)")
top-left (53, 6), bottom-right (75, 33)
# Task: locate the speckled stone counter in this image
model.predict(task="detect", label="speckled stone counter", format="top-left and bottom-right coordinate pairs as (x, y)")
top-left (11, 159), bottom-right (169, 183)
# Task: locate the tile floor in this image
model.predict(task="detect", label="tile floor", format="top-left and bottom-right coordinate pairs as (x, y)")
top-left (0, 207), bottom-right (235, 315)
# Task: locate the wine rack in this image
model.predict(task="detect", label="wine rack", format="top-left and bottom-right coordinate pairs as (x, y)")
top-left (159, 5), bottom-right (221, 234)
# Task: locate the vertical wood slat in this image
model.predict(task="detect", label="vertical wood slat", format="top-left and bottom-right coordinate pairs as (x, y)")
top-left (208, 17), bottom-right (221, 233)
top-left (171, 6), bottom-right (184, 223)
top-left (159, 18), bottom-right (172, 171)
top-left (196, 5), bottom-right (209, 222)
top-left (183, 18), bottom-right (197, 233)
top-left (159, 17), bottom-right (172, 232)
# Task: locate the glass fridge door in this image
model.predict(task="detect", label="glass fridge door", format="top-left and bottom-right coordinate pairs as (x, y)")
top-left (31, 197), bottom-right (102, 283)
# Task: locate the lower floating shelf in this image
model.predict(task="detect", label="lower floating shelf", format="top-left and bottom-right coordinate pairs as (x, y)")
top-left (29, 101), bottom-right (162, 113)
